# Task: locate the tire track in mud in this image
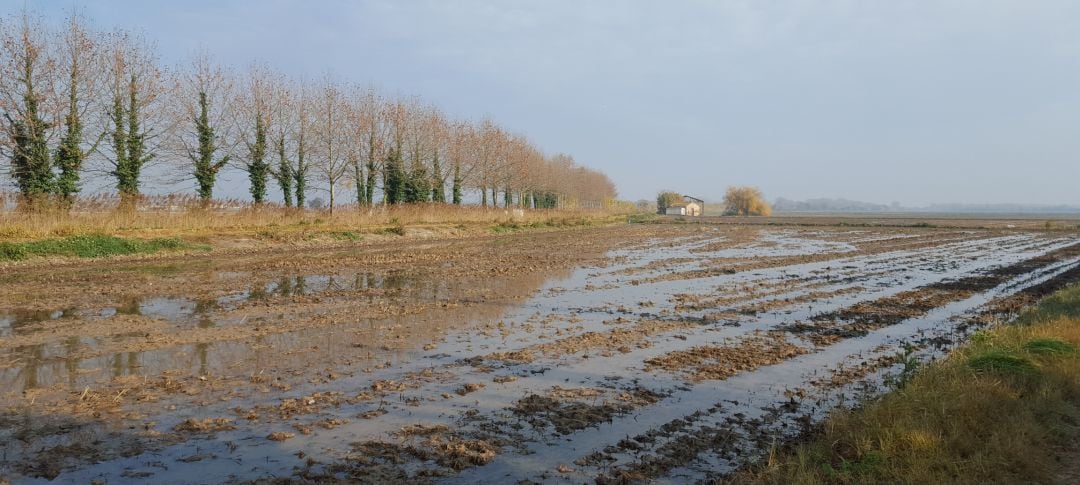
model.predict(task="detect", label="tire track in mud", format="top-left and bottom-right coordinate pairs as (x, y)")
top-left (783, 242), bottom-right (1080, 346)
top-left (622, 231), bottom-right (992, 286)
top-left (568, 245), bottom-right (1080, 483)
top-left (512, 234), bottom-right (1060, 357)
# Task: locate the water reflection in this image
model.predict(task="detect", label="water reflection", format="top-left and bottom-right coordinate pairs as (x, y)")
top-left (0, 308), bottom-right (78, 338)
top-left (0, 266), bottom-right (564, 393)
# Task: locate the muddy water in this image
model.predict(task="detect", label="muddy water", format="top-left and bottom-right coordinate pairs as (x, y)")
top-left (1, 225), bottom-right (1078, 484)
top-left (0, 269), bottom-right (486, 392)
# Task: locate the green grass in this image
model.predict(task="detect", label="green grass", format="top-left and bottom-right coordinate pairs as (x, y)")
top-left (735, 281), bottom-right (1080, 484)
top-left (0, 235), bottom-right (204, 262)
top-left (1014, 282), bottom-right (1080, 324)
top-left (626, 213), bottom-right (660, 224)
top-left (1023, 338), bottom-right (1075, 356)
top-left (966, 349), bottom-right (1037, 374)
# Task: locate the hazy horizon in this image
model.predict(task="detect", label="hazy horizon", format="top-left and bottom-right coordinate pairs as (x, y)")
top-left (13, 0), bottom-right (1080, 206)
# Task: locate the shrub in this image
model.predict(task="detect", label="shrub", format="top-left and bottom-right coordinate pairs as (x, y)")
top-left (722, 186), bottom-right (771, 216)
top-left (656, 191), bottom-right (683, 214)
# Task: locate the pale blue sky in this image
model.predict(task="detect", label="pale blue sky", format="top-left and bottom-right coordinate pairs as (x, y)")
top-left (12, 0), bottom-right (1080, 205)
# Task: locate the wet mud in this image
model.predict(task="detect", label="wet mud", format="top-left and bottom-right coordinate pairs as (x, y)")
top-left (1, 223), bottom-right (1078, 483)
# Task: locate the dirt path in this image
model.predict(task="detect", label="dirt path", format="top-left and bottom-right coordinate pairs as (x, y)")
top-left (1, 223), bottom-right (1078, 483)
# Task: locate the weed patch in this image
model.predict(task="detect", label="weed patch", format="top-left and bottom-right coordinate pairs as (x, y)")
top-left (821, 451), bottom-right (883, 480)
top-left (0, 235), bottom-right (202, 262)
top-left (327, 230), bottom-right (362, 241)
top-left (967, 349), bottom-right (1036, 374)
top-left (627, 213), bottom-right (659, 224)
top-left (376, 225), bottom-right (406, 236)
top-left (1023, 338), bottom-right (1075, 356)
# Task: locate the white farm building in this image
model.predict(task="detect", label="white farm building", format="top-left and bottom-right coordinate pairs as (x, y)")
top-left (664, 195), bottom-right (704, 216)
top-left (665, 201), bottom-right (702, 216)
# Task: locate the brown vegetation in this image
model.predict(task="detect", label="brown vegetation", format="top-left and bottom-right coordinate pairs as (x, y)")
top-left (0, 191), bottom-right (620, 241)
top-left (722, 186), bottom-right (772, 216)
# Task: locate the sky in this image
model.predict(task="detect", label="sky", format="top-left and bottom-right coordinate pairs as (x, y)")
top-left (10, 0), bottom-right (1080, 205)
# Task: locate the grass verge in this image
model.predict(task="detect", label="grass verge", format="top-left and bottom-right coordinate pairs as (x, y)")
top-left (734, 281), bottom-right (1080, 484)
top-left (0, 235), bottom-right (206, 262)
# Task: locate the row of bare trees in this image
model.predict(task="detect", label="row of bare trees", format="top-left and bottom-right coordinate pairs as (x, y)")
top-left (0, 12), bottom-right (616, 212)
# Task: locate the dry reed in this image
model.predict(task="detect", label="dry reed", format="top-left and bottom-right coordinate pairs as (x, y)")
top-left (0, 191), bottom-right (621, 241)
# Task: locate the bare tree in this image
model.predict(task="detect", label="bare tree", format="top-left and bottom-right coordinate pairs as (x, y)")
top-left (445, 121), bottom-right (475, 205)
top-left (311, 77), bottom-right (350, 212)
top-left (293, 80), bottom-right (311, 208)
top-left (427, 108), bottom-right (449, 203)
top-left (347, 86), bottom-right (384, 207)
top-left (363, 89), bottom-right (388, 205)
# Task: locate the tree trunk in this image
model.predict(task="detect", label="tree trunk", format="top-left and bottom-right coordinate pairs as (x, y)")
top-left (329, 182), bottom-right (335, 214)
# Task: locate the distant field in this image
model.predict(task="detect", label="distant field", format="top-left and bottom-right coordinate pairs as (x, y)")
top-left (690, 211), bottom-right (1080, 230)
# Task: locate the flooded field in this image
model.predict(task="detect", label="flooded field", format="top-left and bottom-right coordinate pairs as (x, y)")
top-left (2, 222), bottom-right (1079, 483)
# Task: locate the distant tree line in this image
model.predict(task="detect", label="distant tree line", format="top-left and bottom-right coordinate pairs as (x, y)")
top-left (0, 12), bottom-right (617, 212)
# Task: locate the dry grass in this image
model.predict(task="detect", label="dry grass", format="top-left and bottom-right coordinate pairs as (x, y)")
top-left (734, 282), bottom-right (1080, 484)
top-left (0, 192), bottom-right (623, 241)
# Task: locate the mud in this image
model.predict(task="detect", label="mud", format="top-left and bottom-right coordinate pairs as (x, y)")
top-left (512, 386), bottom-right (664, 435)
top-left (644, 331), bottom-right (813, 381)
top-left (1, 221), bottom-right (1078, 483)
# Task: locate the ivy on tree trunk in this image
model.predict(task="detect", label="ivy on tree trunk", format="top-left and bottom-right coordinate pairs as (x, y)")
top-left (54, 56), bottom-right (85, 204)
top-left (273, 134), bottom-right (292, 207)
top-left (246, 112), bottom-right (268, 204)
top-left (452, 162), bottom-right (462, 205)
top-left (193, 91), bottom-right (229, 202)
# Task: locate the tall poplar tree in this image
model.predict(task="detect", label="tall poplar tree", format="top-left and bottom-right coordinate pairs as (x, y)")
top-left (4, 15), bottom-right (53, 203)
top-left (272, 135), bottom-right (292, 207)
top-left (245, 112), bottom-right (268, 203)
top-left (192, 91), bottom-right (229, 201)
top-left (383, 146), bottom-right (405, 204)
top-left (54, 16), bottom-right (93, 204)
